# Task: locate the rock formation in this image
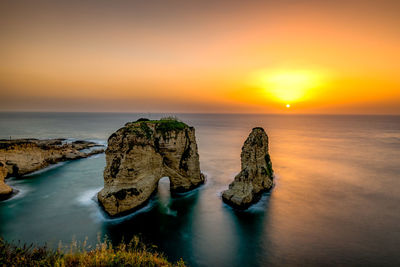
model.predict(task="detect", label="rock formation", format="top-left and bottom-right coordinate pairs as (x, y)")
top-left (0, 161), bottom-right (13, 200)
top-left (98, 118), bottom-right (205, 217)
top-left (0, 139), bottom-right (104, 199)
top-left (222, 127), bottom-right (273, 209)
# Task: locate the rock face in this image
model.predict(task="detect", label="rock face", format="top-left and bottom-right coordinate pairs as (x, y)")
top-left (0, 161), bottom-right (13, 200)
top-left (222, 127), bottom-right (273, 209)
top-left (0, 139), bottom-right (104, 200)
top-left (0, 139), bottom-right (104, 177)
top-left (98, 119), bottom-right (205, 216)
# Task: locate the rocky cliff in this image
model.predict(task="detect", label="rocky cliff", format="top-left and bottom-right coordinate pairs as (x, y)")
top-left (0, 161), bottom-right (13, 200)
top-left (0, 139), bottom-right (104, 199)
top-left (98, 118), bottom-right (205, 216)
top-left (222, 127), bottom-right (273, 209)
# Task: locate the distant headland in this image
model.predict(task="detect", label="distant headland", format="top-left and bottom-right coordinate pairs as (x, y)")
top-left (0, 139), bottom-right (104, 200)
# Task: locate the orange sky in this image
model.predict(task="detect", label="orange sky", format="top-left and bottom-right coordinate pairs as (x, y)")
top-left (0, 1), bottom-right (399, 114)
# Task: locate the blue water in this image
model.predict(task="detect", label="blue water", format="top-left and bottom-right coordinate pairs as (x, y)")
top-left (1, 112), bottom-right (400, 266)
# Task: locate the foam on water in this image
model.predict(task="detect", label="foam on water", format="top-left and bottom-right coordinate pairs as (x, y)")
top-left (98, 198), bottom-right (159, 224)
top-left (2, 178), bottom-right (32, 202)
top-left (76, 187), bottom-right (160, 224)
top-left (159, 205), bottom-right (178, 216)
top-left (77, 187), bottom-right (103, 206)
top-left (24, 162), bottom-right (67, 177)
top-left (246, 192), bottom-right (271, 213)
top-left (157, 177), bottom-right (178, 216)
top-left (218, 173), bottom-right (278, 212)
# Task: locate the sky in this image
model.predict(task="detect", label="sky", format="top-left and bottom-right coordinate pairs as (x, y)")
top-left (0, 0), bottom-right (399, 114)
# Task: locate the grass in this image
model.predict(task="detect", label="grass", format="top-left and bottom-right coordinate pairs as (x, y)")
top-left (139, 122), bottom-right (154, 139)
top-left (155, 120), bottom-right (187, 135)
top-left (0, 236), bottom-right (185, 267)
top-left (129, 117), bottom-right (188, 138)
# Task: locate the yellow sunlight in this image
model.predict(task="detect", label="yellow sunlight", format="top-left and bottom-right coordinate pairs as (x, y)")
top-left (251, 70), bottom-right (324, 105)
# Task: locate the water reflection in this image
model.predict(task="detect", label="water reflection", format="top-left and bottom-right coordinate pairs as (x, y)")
top-left (101, 177), bottom-right (202, 262)
top-left (226, 194), bottom-right (272, 267)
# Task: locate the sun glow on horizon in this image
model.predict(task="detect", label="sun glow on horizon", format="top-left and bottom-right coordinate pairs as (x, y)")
top-left (251, 70), bottom-right (324, 104)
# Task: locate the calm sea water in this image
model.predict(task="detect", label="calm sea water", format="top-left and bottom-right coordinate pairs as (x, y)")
top-left (0, 112), bottom-right (400, 266)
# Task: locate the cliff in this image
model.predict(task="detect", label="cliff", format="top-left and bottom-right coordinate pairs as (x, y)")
top-left (0, 139), bottom-right (104, 199)
top-left (98, 118), bottom-right (204, 216)
top-left (0, 162), bottom-right (12, 200)
top-left (222, 127), bottom-right (273, 209)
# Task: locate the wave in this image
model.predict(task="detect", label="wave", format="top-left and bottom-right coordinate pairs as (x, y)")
top-left (77, 187), bottom-right (103, 206)
top-left (25, 162), bottom-right (67, 177)
top-left (220, 173), bottom-right (279, 213)
top-left (2, 178), bottom-right (32, 202)
top-left (88, 154), bottom-right (102, 159)
top-left (76, 187), bottom-right (159, 224)
top-left (99, 198), bottom-right (159, 224)
top-left (77, 172), bottom-right (209, 223)
top-left (246, 192), bottom-right (272, 213)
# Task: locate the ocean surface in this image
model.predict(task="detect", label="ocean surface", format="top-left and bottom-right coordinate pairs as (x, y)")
top-left (0, 112), bottom-right (400, 266)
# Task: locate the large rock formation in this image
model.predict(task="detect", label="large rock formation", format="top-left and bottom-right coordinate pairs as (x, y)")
top-left (222, 127), bottom-right (273, 209)
top-left (98, 118), bottom-right (205, 217)
top-left (0, 139), bottom-right (104, 199)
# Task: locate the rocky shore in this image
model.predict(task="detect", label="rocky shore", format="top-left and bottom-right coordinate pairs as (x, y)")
top-left (0, 139), bottom-right (105, 200)
top-left (98, 118), bottom-right (204, 217)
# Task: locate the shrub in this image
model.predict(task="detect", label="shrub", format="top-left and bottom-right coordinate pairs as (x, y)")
top-left (0, 236), bottom-right (185, 267)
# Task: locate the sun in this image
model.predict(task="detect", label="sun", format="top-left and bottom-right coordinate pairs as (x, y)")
top-left (251, 69), bottom-right (322, 104)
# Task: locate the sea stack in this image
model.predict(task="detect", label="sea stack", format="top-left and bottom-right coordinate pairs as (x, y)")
top-left (222, 127), bottom-right (273, 209)
top-left (98, 118), bottom-right (205, 217)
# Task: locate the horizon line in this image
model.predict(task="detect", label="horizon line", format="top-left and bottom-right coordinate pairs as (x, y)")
top-left (0, 110), bottom-right (399, 116)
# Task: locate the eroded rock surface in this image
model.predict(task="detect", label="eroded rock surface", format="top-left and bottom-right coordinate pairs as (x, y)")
top-left (0, 139), bottom-right (104, 199)
top-left (98, 119), bottom-right (204, 216)
top-left (222, 127), bottom-right (273, 209)
top-left (0, 161), bottom-right (13, 200)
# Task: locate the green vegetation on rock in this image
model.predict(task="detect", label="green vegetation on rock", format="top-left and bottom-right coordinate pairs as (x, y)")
top-left (0, 237), bottom-right (185, 267)
top-left (155, 120), bottom-right (187, 135)
top-left (127, 117), bottom-right (188, 138)
top-left (139, 122), bottom-right (154, 139)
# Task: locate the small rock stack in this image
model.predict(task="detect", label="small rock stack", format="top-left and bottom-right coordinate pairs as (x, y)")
top-left (222, 127), bottom-right (273, 209)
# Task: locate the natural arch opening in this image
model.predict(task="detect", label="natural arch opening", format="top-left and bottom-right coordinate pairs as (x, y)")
top-left (156, 177), bottom-right (176, 216)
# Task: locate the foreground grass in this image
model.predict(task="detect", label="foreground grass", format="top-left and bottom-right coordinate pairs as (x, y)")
top-left (0, 237), bottom-right (185, 267)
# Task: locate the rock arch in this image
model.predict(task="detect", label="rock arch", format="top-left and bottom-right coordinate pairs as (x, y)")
top-left (98, 119), bottom-right (204, 216)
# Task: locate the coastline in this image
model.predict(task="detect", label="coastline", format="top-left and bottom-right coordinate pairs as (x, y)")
top-left (0, 138), bottom-right (105, 200)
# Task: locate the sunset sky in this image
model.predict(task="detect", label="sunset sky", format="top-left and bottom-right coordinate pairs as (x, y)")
top-left (1, 0), bottom-right (399, 114)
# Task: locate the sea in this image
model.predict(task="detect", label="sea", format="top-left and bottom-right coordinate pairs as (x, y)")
top-left (0, 112), bottom-right (399, 266)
